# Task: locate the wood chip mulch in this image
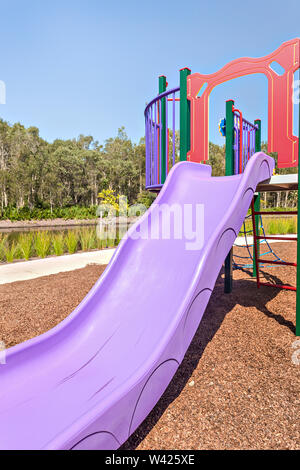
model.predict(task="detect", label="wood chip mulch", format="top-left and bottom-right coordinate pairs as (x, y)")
top-left (0, 242), bottom-right (299, 449)
top-left (0, 264), bottom-right (107, 348)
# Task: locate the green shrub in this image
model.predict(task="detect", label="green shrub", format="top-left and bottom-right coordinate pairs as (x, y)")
top-left (0, 205), bottom-right (98, 222)
top-left (136, 191), bottom-right (156, 209)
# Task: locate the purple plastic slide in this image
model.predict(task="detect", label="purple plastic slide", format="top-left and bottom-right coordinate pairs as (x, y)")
top-left (0, 153), bottom-right (274, 450)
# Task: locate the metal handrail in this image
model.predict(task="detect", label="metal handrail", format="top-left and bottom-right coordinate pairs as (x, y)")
top-left (145, 86), bottom-right (180, 190)
top-left (144, 86), bottom-right (180, 115)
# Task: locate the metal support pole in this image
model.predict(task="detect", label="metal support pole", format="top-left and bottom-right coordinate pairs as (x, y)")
top-left (296, 91), bottom-right (300, 336)
top-left (225, 100), bottom-right (235, 176)
top-left (159, 75), bottom-right (167, 184)
top-left (253, 119), bottom-right (261, 277)
top-left (224, 100), bottom-right (234, 293)
top-left (180, 67), bottom-right (191, 161)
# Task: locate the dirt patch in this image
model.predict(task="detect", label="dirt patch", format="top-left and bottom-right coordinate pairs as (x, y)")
top-left (0, 242), bottom-right (299, 449)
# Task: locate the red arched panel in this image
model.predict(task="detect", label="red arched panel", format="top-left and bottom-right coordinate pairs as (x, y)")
top-left (187, 38), bottom-right (300, 168)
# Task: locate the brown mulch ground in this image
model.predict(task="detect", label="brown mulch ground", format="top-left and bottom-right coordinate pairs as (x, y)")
top-left (0, 242), bottom-right (299, 449)
top-left (0, 264), bottom-right (107, 348)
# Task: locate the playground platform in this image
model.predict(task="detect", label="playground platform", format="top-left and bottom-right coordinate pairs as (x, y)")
top-left (257, 174), bottom-right (298, 192)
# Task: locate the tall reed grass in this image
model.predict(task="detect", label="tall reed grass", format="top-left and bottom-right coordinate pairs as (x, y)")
top-left (240, 216), bottom-right (297, 237)
top-left (79, 228), bottom-right (95, 251)
top-left (18, 233), bottom-right (33, 260)
top-left (52, 234), bottom-right (65, 256)
top-left (34, 232), bottom-right (51, 258)
top-left (65, 231), bottom-right (78, 254)
top-left (3, 241), bottom-right (18, 263)
top-left (8, 216), bottom-right (296, 264)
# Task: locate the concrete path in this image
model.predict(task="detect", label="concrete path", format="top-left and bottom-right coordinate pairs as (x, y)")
top-left (0, 249), bottom-right (116, 285)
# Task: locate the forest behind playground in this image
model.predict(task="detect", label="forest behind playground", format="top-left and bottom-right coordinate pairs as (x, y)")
top-left (0, 119), bottom-right (297, 221)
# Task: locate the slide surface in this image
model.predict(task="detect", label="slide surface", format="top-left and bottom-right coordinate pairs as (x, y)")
top-left (0, 153), bottom-right (274, 450)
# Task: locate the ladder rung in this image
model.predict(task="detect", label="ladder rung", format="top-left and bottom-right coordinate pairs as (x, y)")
top-left (257, 259), bottom-right (297, 267)
top-left (259, 281), bottom-right (296, 291)
top-left (256, 235), bottom-right (297, 241)
top-left (253, 211), bottom-right (298, 215)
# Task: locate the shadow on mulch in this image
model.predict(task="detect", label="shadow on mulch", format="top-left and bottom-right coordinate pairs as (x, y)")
top-left (121, 267), bottom-right (294, 450)
top-left (237, 266), bottom-right (295, 333)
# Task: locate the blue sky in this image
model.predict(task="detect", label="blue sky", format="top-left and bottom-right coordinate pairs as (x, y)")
top-left (0, 0), bottom-right (299, 146)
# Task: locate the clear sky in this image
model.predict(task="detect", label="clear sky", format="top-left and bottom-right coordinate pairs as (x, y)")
top-left (0, 0), bottom-right (299, 146)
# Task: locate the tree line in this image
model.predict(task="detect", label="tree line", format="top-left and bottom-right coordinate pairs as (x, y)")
top-left (0, 118), bottom-right (297, 218)
top-left (0, 121), bottom-right (145, 213)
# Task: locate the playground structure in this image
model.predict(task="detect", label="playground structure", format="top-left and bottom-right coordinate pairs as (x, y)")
top-left (0, 40), bottom-right (297, 450)
top-left (145, 38), bottom-right (299, 334)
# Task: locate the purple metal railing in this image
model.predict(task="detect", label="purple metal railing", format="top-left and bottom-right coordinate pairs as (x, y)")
top-left (233, 112), bottom-right (258, 174)
top-left (145, 86), bottom-right (180, 190)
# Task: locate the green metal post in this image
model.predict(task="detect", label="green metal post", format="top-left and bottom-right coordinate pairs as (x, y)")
top-left (180, 67), bottom-right (191, 161)
top-left (225, 100), bottom-right (235, 176)
top-left (159, 75), bottom-right (167, 183)
top-left (255, 119), bottom-right (261, 152)
top-left (224, 100), bottom-right (234, 293)
top-left (253, 119), bottom-right (261, 277)
top-left (296, 98), bottom-right (300, 336)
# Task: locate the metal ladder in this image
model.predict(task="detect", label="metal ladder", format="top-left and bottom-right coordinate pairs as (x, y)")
top-left (250, 200), bottom-right (297, 291)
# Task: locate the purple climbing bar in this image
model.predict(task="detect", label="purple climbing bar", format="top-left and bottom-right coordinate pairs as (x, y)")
top-left (233, 110), bottom-right (258, 174)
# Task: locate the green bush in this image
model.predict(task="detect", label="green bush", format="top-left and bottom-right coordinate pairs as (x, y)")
top-left (136, 191), bottom-right (156, 209)
top-left (0, 205), bottom-right (98, 221)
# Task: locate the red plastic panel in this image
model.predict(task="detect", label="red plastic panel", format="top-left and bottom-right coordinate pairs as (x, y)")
top-left (187, 39), bottom-right (300, 168)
